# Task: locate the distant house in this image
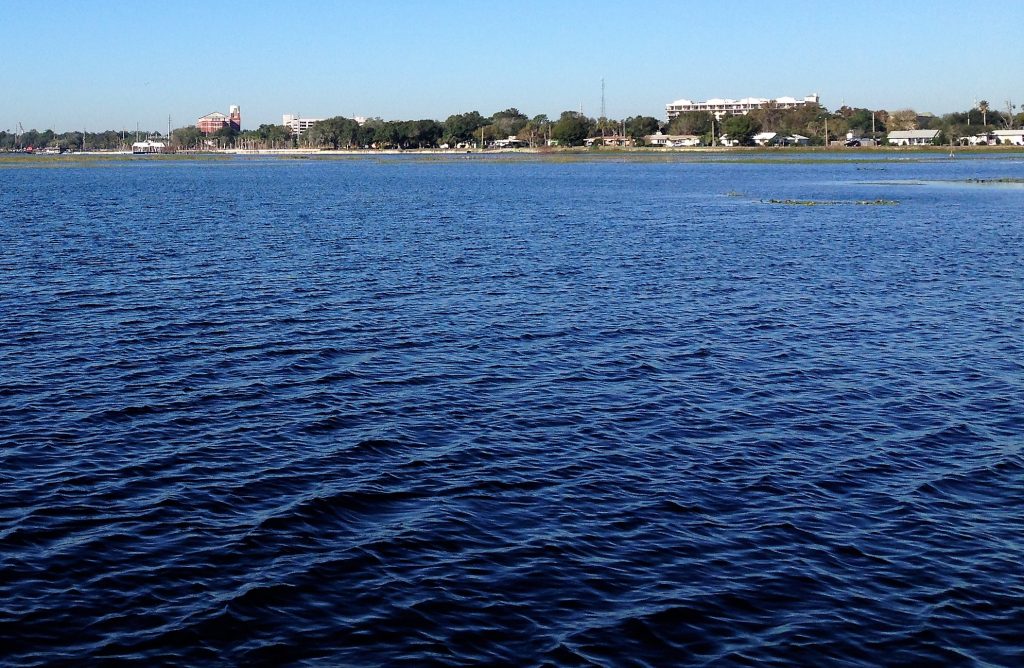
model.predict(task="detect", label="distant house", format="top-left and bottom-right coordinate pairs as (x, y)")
top-left (491, 135), bottom-right (529, 149)
top-left (645, 132), bottom-right (701, 147)
top-left (132, 140), bottom-right (166, 154)
top-left (992, 129), bottom-right (1024, 146)
top-left (583, 134), bottom-right (634, 147)
top-left (752, 132), bottom-right (811, 147)
top-left (963, 132), bottom-right (997, 146)
top-left (887, 129), bottom-right (939, 146)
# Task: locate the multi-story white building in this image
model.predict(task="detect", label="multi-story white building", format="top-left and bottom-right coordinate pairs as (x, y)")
top-left (282, 114), bottom-right (326, 137)
top-left (666, 94), bottom-right (820, 120)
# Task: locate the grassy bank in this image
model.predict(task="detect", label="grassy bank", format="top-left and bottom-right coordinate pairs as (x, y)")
top-left (2, 145), bottom-right (1022, 168)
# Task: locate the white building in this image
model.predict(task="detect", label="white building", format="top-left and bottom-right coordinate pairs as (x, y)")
top-left (751, 132), bottom-right (812, 147)
top-left (583, 135), bottom-right (634, 147)
top-left (992, 129), bottom-right (1024, 145)
top-left (131, 140), bottom-right (166, 154)
top-left (645, 132), bottom-right (701, 147)
top-left (666, 94), bottom-right (819, 120)
top-left (887, 129), bottom-right (939, 146)
top-left (282, 114), bottom-right (326, 137)
top-left (491, 135), bottom-right (529, 148)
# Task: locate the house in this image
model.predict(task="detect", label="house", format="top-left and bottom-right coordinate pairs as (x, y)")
top-left (644, 132), bottom-right (701, 147)
top-left (491, 135), bottom-right (529, 149)
top-left (962, 132), bottom-right (997, 146)
top-left (583, 134), bottom-right (634, 147)
top-left (131, 140), bottom-right (166, 154)
top-left (752, 132), bottom-right (812, 147)
top-left (992, 129), bottom-right (1024, 145)
top-left (887, 129), bottom-right (939, 146)
top-left (843, 132), bottom-right (877, 147)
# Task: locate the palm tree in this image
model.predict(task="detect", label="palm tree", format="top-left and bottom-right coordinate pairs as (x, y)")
top-left (978, 100), bottom-right (989, 126)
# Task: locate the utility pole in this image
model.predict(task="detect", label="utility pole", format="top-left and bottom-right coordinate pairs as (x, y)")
top-left (601, 77), bottom-right (606, 138)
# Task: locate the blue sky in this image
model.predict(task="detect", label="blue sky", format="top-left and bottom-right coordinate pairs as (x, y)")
top-left (3, 0), bottom-right (1022, 132)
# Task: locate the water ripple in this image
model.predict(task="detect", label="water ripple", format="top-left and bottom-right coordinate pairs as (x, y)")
top-left (1, 157), bottom-right (1023, 665)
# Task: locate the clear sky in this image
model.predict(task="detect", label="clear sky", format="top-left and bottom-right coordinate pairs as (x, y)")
top-left (3, 0), bottom-right (1022, 132)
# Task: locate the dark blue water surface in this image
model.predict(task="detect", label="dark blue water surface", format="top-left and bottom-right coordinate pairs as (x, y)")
top-left (2, 153), bottom-right (1023, 666)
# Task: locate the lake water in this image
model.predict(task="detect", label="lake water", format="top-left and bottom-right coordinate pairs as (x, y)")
top-left (2, 153), bottom-right (1023, 666)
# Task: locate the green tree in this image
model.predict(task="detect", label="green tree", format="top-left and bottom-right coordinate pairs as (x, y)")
top-left (171, 126), bottom-right (204, 149)
top-left (256, 124), bottom-right (293, 145)
top-left (721, 115), bottom-right (761, 146)
top-left (749, 101), bottom-right (785, 132)
top-left (624, 116), bottom-right (661, 141)
top-left (842, 108), bottom-right (883, 135)
top-left (978, 100), bottom-right (989, 126)
top-left (373, 121), bottom-right (402, 148)
top-left (551, 111), bottom-right (594, 146)
top-left (668, 111), bottom-right (713, 136)
top-left (490, 108), bottom-right (528, 138)
top-left (887, 109), bottom-right (918, 131)
top-left (404, 119), bottom-right (443, 148)
top-left (520, 114), bottom-right (550, 147)
top-left (443, 111), bottom-right (487, 145)
top-left (213, 125), bottom-right (239, 147)
top-left (305, 117), bottom-right (360, 149)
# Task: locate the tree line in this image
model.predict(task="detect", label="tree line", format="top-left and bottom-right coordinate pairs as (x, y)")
top-left (0, 129), bottom-right (147, 152)
top-left (293, 102), bottom-right (1024, 149)
top-left (4, 101), bottom-right (1022, 151)
top-left (294, 109), bottom-right (649, 150)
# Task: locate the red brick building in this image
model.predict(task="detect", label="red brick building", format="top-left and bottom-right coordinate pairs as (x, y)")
top-left (196, 105), bottom-right (241, 134)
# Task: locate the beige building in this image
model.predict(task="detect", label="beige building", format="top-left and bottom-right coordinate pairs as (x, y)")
top-left (282, 114), bottom-right (325, 137)
top-left (667, 94), bottom-right (820, 120)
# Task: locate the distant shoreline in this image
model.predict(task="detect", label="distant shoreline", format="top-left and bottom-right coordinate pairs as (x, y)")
top-left (2, 145), bottom-right (1023, 165)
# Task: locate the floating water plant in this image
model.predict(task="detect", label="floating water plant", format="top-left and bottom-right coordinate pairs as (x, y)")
top-left (766, 198), bottom-right (899, 206)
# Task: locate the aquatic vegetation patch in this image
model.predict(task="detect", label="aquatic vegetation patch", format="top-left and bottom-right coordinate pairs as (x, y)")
top-left (766, 198), bottom-right (899, 206)
top-left (0, 153), bottom-right (231, 168)
top-left (963, 177), bottom-right (1024, 184)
